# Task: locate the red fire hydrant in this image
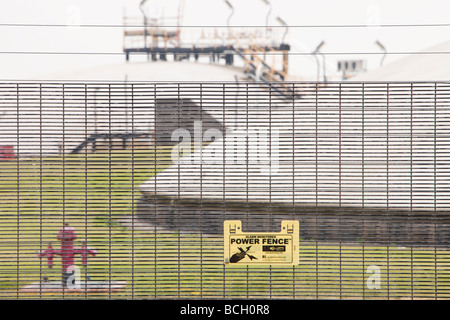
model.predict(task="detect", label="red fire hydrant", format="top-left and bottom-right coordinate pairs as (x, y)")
top-left (37, 224), bottom-right (97, 287)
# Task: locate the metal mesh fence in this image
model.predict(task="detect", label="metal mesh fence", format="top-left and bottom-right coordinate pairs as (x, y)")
top-left (0, 81), bottom-right (449, 299)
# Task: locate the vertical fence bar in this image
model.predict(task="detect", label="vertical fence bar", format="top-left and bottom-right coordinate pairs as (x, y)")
top-left (315, 82), bottom-right (319, 299)
top-left (245, 83), bottom-right (249, 299)
top-left (16, 83), bottom-right (19, 299)
top-left (386, 82), bottom-right (390, 299)
top-left (130, 82), bottom-right (135, 299)
top-left (410, 83), bottom-right (414, 299)
top-left (292, 83), bottom-right (296, 299)
top-left (222, 83), bottom-right (226, 299)
top-left (362, 83), bottom-right (365, 299)
top-left (434, 82), bottom-right (438, 300)
top-left (84, 83), bottom-right (88, 299)
top-left (39, 83), bottom-right (43, 298)
top-left (339, 82), bottom-right (342, 299)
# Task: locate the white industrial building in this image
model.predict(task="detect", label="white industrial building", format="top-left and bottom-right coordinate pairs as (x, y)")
top-left (353, 40), bottom-right (450, 81)
top-left (0, 61), bottom-right (249, 157)
top-left (135, 43), bottom-right (450, 244)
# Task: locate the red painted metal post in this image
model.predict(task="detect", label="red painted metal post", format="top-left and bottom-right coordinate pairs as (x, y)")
top-left (0, 146), bottom-right (14, 160)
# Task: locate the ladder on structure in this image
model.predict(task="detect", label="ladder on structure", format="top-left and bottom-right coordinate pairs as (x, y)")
top-left (234, 44), bottom-right (300, 100)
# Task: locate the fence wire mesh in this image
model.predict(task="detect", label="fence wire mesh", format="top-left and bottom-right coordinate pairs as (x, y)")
top-left (0, 81), bottom-right (449, 299)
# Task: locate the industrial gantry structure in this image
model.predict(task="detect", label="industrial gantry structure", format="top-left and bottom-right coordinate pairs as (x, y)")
top-left (122, 0), bottom-right (299, 99)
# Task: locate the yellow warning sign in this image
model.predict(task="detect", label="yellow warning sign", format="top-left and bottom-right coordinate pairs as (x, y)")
top-left (224, 220), bottom-right (299, 265)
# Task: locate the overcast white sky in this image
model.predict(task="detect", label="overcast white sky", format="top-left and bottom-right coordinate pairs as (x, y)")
top-left (0, 0), bottom-right (449, 80)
